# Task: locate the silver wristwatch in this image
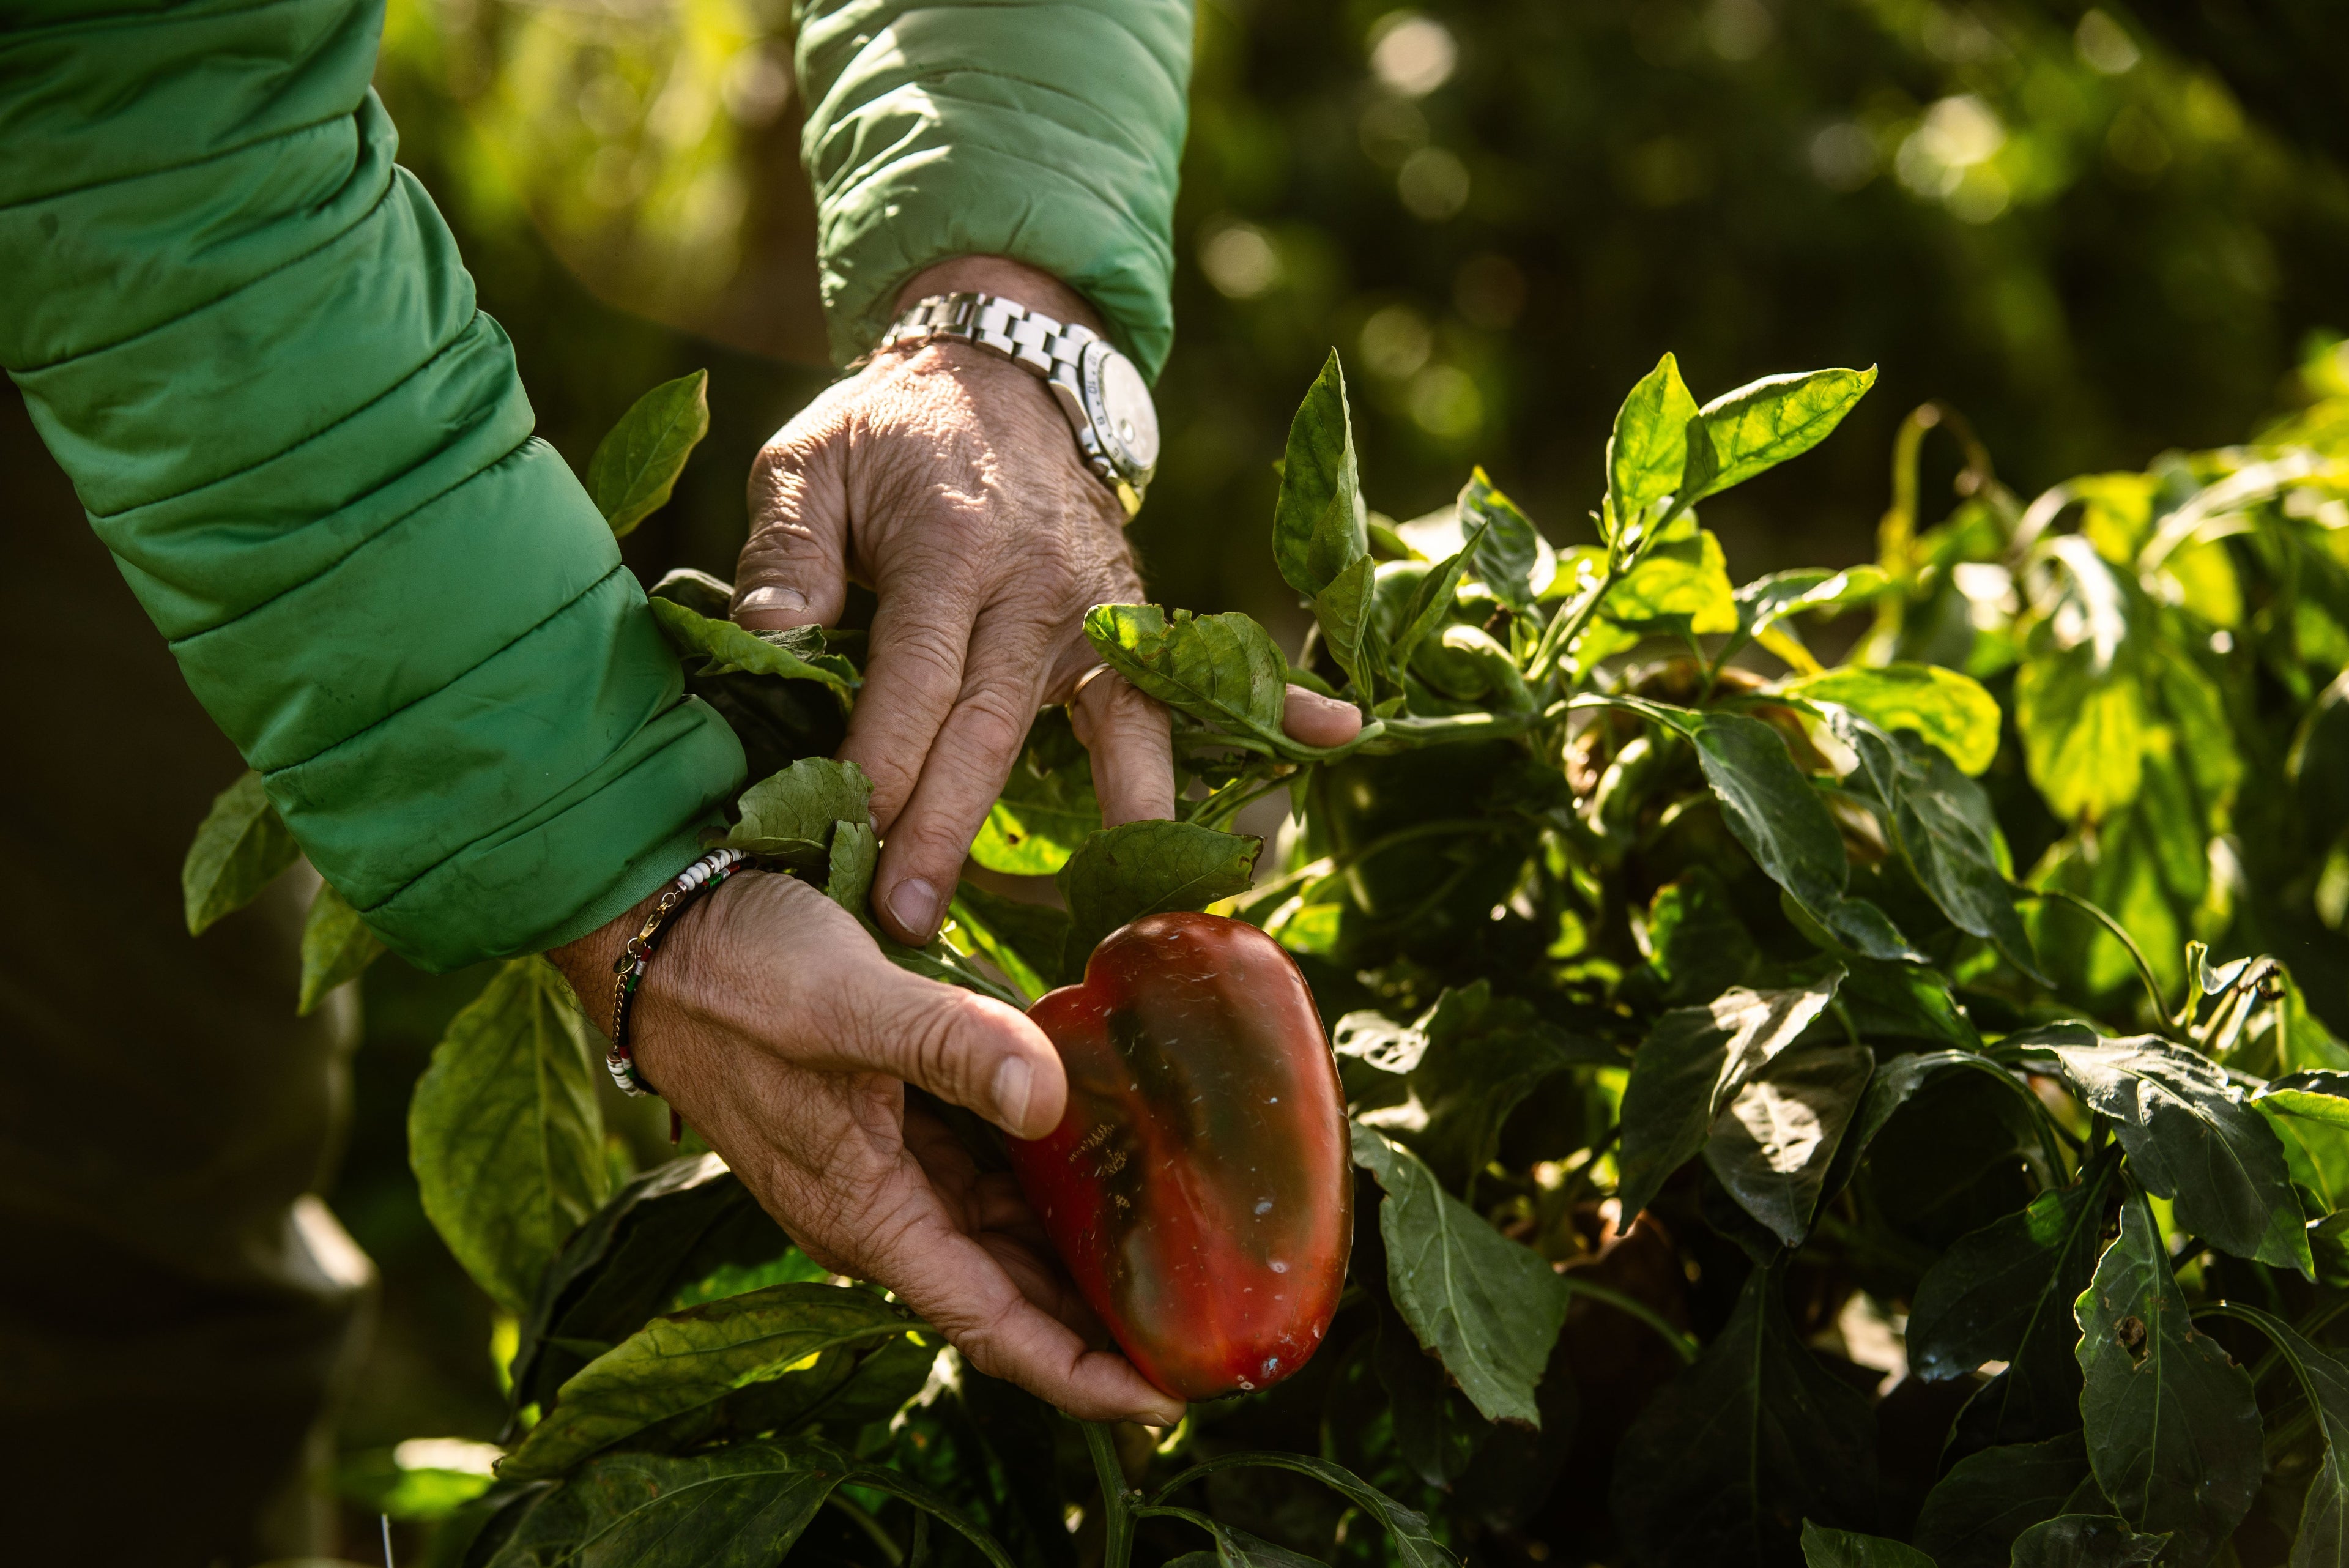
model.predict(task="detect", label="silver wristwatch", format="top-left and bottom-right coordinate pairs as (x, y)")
top-left (879, 291), bottom-right (1159, 517)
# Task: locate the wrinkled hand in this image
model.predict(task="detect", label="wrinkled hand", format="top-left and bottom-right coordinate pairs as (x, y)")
top-left (551, 870), bottom-right (1186, 1424)
top-left (732, 255), bottom-right (1357, 946)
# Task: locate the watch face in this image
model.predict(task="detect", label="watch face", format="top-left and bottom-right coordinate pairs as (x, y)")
top-left (1082, 341), bottom-right (1160, 485)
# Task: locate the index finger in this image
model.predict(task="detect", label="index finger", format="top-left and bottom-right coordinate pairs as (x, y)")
top-left (857, 1172), bottom-right (1186, 1424)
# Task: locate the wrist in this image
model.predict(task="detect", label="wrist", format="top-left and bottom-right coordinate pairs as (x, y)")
top-left (896, 255), bottom-right (1105, 339)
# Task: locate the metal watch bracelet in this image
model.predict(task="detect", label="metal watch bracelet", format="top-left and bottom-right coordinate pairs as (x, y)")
top-left (878, 291), bottom-right (1152, 515)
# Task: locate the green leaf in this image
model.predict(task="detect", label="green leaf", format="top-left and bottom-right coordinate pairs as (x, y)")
top-left (1603, 527), bottom-right (1739, 634)
top-left (2253, 1071), bottom-right (2349, 1129)
top-left (1644, 867), bottom-right (1763, 1005)
top-left (970, 710), bottom-right (1101, 875)
top-left (484, 1435), bottom-right (850, 1567)
top-left (947, 883), bottom-right (1071, 1003)
top-left (1315, 552), bottom-right (1384, 700)
top-left (646, 596), bottom-right (857, 695)
top-left (1822, 1048), bottom-right (2055, 1201)
top-left (1798, 1522), bottom-right (1935, 1568)
top-left (298, 879), bottom-right (384, 1015)
top-left (1693, 366), bottom-right (1878, 500)
top-left (182, 769), bottom-right (300, 935)
top-left (1055, 820), bottom-right (1261, 976)
top-left (1909, 1160), bottom-right (2121, 1451)
top-left (1783, 662), bottom-right (2003, 776)
top-left (1731, 567), bottom-right (1889, 652)
top-left (825, 819), bottom-right (876, 913)
top-left (2074, 1194), bottom-right (2260, 1567)
top-left (410, 959), bottom-right (610, 1315)
top-left (1084, 604), bottom-right (1294, 752)
top-left (1606, 351), bottom-right (1702, 535)
top-left (585, 370), bottom-right (709, 538)
top-left (2007, 1515), bottom-right (2168, 1567)
top-left (1400, 981), bottom-right (1616, 1197)
top-left (1350, 1123), bottom-right (1570, 1427)
top-left (1273, 350), bottom-right (1368, 598)
top-left (2198, 1301), bottom-right (2349, 1568)
top-left (508, 1154), bottom-right (747, 1415)
top-left (1459, 468), bottom-right (1542, 609)
top-left (716, 758), bottom-right (874, 863)
top-left (1704, 1041), bottom-right (1874, 1247)
top-left (1390, 513), bottom-right (1491, 674)
top-left (1913, 1431), bottom-right (2095, 1568)
top-left (1373, 1294), bottom-right (1491, 1487)
top-left (499, 1282), bottom-right (926, 1479)
top-left (1831, 713), bottom-right (2040, 979)
top-left (1152, 1447), bottom-right (1461, 1568)
top-left (1616, 975), bottom-right (1842, 1221)
top-left (1684, 709), bottom-right (1920, 960)
top-left (2002, 1024), bottom-right (2311, 1273)
top-left (1611, 1259), bottom-right (1879, 1567)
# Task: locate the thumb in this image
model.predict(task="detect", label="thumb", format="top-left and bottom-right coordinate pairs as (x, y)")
top-left (820, 959), bottom-right (1070, 1140)
top-left (735, 433), bottom-right (851, 630)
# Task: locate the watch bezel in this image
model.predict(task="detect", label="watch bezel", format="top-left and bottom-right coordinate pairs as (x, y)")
top-left (1077, 340), bottom-right (1159, 492)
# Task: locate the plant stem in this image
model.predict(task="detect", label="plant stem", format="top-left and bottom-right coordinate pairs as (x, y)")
top-left (1082, 1421), bottom-right (1136, 1568)
top-left (1560, 1275), bottom-right (1700, 1364)
top-left (828, 1492), bottom-right (906, 1567)
top-left (2017, 886), bottom-right (2177, 1036)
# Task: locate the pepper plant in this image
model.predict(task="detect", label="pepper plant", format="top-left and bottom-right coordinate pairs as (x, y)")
top-left (185, 336), bottom-right (2349, 1567)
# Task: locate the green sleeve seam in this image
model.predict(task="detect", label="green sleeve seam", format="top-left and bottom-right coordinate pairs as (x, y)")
top-left (14, 141), bottom-right (400, 375)
top-left (260, 557), bottom-right (633, 776)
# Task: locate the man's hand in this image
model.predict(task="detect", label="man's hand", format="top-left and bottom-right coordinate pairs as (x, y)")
top-left (732, 254), bottom-right (1358, 947)
top-left (549, 869), bottom-right (1187, 1426)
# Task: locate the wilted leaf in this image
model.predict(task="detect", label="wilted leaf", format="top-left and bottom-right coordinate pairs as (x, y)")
top-left (500, 1283), bottom-right (924, 1479)
top-left (1784, 662), bottom-right (2003, 776)
top-left (1612, 1260), bottom-right (1879, 1567)
top-left (585, 370), bottom-right (708, 537)
top-left (1056, 820), bottom-right (1261, 974)
top-left (2002, 1024), bottom-right (2310, 1272)
top-left (1617, 975), bottom-right (1842, 1221)
top-left (183, 769), bottom-right (300, 935)
top-left (1351, 1124), bottom-right (1569, 1427)
top-left (1693, 366), bottom-right (1878, 500)
top-left (2074, 1195), bottom-right (2260, 1567)
top-left (299, 879), bottom-right (384, 1015)
top-left (1274, 351), bottom-right (1369, 598)
top-left (410, 959), bottom-right (610, 1314)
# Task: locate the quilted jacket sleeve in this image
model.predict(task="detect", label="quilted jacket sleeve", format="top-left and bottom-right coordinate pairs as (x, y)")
top-left (794, 0), bottom-right (1195, 379)
top-left (0, 0), bottom-right (746, 971)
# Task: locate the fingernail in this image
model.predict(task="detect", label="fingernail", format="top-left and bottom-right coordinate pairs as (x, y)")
top-left (886, 876), bottom-right (941, 942)
top-left (735, 585), bottom-right (809, 615)
top-left (993, 1055), bottom-right (1035, 1135)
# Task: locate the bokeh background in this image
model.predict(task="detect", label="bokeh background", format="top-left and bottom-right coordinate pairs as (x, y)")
top-left (10, 0), bottom-right (2347, 1548)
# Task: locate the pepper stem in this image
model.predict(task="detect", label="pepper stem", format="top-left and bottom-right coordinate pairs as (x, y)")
top-left (1081, 1421), bottom-right (1137, 1568)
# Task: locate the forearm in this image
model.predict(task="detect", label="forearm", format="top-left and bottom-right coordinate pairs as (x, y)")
top-left (1, 0), bottom-right (743, 969)
top-left (792, 0), bottom-right (1195, 379)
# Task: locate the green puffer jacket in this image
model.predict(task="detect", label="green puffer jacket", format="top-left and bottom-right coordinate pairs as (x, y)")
top-left (0, 0), bottom-right (1192, 972)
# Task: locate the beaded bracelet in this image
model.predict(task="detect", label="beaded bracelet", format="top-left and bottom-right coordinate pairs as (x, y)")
top-left (606, 847), bottom-right (749, 1097)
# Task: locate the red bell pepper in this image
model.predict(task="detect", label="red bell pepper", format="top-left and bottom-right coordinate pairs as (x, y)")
top-left (1009, 913), bottom-right (1353, 1402)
